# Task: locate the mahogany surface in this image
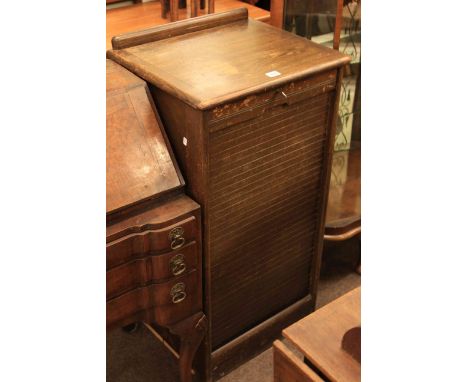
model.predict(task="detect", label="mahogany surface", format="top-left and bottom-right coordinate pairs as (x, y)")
top-left (106, 59), bottom-right (206, 382)
top-left (107, 11), bottom-right (349, 380)
top-left (282, 287), bottom-right (361, 382)
top-left (106, 0), bottom-right (270, 50)
top-left (106, 59), bottom-right (183, 216)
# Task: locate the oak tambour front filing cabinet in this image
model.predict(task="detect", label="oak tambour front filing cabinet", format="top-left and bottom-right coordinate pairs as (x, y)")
top-left (108, 8), bottom-right (350, 380)
top-left (106, 59), bottom-right (206, 382)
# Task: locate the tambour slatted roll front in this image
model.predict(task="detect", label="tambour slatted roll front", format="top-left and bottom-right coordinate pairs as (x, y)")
top-left (108, 8), bottom-right (350, 381)
top-left (209, 91), bottom-right (333, 348)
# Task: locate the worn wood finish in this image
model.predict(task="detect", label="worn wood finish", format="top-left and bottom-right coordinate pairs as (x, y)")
top-left (108, 12), bottom-right (349, 109)
top-left (283, 287), bottom-right (361, 382)
top-left (106, 60), bottom-right (183, 216)
top-left (107, 60), bottom-right (206, 382)
top-left (273, 340), bottom-right (325, 382)
top-left (106, 0), bottom-right (270, 50)
top-left (108, 12), bottom-right (349, 379)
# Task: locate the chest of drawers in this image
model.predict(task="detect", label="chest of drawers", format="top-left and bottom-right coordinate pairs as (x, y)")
top-left (106, 59), bottom-right (206, 382)
top-left (108, 9), bottom-right (349, 380)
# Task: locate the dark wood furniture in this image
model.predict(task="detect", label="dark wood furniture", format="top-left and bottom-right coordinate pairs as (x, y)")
top-left (106, 59), bottom-right (207, 382)
top-left (108, 9), bottom-right (349, 380)
top-left (275, 287), bottom-right (361, 382)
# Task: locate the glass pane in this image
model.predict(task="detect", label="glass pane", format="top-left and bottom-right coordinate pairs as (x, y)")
top-left (283, 0), bottom-right (361, 151)
top-left (284, 0), bottom-right (338, 41)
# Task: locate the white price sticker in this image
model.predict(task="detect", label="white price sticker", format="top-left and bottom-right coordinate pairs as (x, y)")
top-left (265, 70), bottom-right (281, 78)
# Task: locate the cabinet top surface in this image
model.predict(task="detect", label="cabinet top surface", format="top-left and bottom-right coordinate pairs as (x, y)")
top-left (107, 17), bottom-right (350, 109)
top-left (106, 60), bottom-right (183, 215)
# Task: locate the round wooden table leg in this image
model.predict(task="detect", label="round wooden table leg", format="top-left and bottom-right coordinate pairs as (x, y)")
top-left (169, 312), bottom-right (207, 382)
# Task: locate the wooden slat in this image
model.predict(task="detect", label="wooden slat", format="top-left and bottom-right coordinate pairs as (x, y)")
top-left (208, 89), bottom-right (332, 348)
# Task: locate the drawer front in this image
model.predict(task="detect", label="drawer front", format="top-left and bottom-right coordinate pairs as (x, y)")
top-left (106, 241), bottom-right (198, 299)
top-left (106, 269), bottom-right (201, 327)
top-left (151, 241), bottom-right (198, 280)
top-left (107, 216), bottom-right (197, 269)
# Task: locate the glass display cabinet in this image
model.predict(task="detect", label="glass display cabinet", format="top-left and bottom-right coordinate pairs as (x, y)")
top-left (281, 0), bottom-right (361, 151)
top-left (271, 0), bottom-right (361, 266)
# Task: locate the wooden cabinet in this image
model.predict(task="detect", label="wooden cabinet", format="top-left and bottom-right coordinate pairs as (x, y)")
top-left (106, 59), bottom-right (206, 382)
top-left (108, 9), bottom-right (349, 380)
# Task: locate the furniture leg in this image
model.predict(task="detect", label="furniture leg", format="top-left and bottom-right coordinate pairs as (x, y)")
top-left (208, 0), bottom-right (214, 14)
top-left (169, 312), bottom-right (207, 382)
top-left (190, 0), bottom-right (199, 17)
top-left (161, 0), bottom-right (168, 19)
top-left (170, 0), bottom-right (179, 21)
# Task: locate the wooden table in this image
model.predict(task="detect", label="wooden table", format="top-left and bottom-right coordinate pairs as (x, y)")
top-left (275, 287), bottom-right (361, 382)
top-left (106, 0), bottom-right (270, 50)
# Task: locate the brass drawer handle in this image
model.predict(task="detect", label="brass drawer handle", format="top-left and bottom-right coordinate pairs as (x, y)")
top-left (170, 254), bottom-right (186, 276)
top-left (170, 282), bottom-right (187, 304)
top-left (169, 227), bottom-right (185, 249)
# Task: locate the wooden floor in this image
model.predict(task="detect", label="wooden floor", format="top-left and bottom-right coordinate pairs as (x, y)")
top-left (106, 0), bottom-right (270, 50)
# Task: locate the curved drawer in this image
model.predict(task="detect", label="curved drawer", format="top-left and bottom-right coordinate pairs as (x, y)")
top-left (106, 269), bottom-right (201, 327)
top-left (106, 216), bottom-right (197, 269)
top-left (106, 241), bottom-right (198, 299)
